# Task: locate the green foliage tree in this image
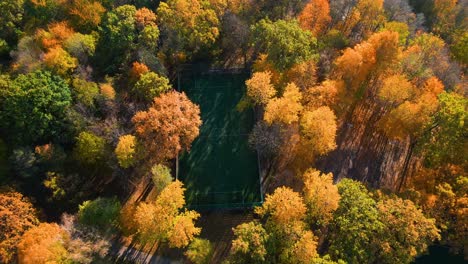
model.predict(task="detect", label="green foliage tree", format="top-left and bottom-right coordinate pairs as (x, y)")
top-left (329, 179), bottom-right (384, 264)
top-left (95, 5), bottom-right (159, 73)
top-left (377, 197), bottom-right (440, 264)
top-left (0, 0), bottom-right (24, 55)
top-left (63, 33), bottom-right (96, 63)
top-left (252, 19), bottom-right (318, 70)
top-left (0, 71), bottom-right (72, 144)
top-left (150, 164), bottom-right (172, 193)
top-left (78, 197), bottom-right (121, 231)
top-left (157, 0), bottom-right (220, 61)
top-left (132, 72), bottom-right (171, 102)
top-left (71, 78), bottom-right (99, 107)
top-left (422, 92), bottom-right (467, 167)
top-left (185, 238), bottom-right (213, 264)
top-left (74, 131), bottom-right (106, 165)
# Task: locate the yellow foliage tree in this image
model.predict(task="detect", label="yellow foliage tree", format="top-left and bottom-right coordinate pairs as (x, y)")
top-left (287, 230), bottom-right (318, 264)
top-left (380, 77), bottom-right (444, 140)
top-left (134, 181), bottom-right (200, 248)
top-left (245, 71), bottom-right (276, 105)
top-left (255, 186), bottom-right (306, 226)
top-left (264, 83), bottom-right (303, 125)
top-left (378, 74), bottom-right (415, 104)
top-left (302, 169), bottom-right (340, 226)
top-left (115, 135), bottom-right (137, 168)
top-left (43, 47), bottom-right (78, 76)
top-left (300, 106), bottom-right (337, 155)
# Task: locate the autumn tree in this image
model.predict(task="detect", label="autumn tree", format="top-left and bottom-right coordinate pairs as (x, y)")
top-left (100, 83), bottom-right (115, 100)
top-left (185, 238), bottom-right (213, 264)
top-left (302, 169), bottom-right (340, 227)
top-left (129, 61), bottom-right (150, 81)
top-left (264, 83), bottom-right (303, 125)
top-left (378, 74), bottom-right (415, 104)
top-left (330, 0), bottom-right (386, 40)
top-left (67, 0), bottom-right (105, 30)
top-left (132, 72), bottom-right (171, 102)
top-left (95, 5), bottom-right (160, 74)
top-left (43, 46), bottom-right (78, 76)
top-left (0, 0), bottom-right (24, 55)
top-left (132, 91), bottom-right (201, 162)
top-left (115, 135), bottom-right (137, 168)
top-left (157, 0), bottom-right (220, 61)
top-left (377, 197), bottom-right (440, 264)
top-left (300, 106), bottom-right (337, 156)
top-left (422, 92), bottom-right (467, 167)
top-left (298, 0), bottom-right (331, 36)
top-left (432, 0), bottom-right (458, 38)
top-left (427, 177), bottom-right (467, 256)
top-left (17, 223), bottom-right (70, 264)
top-left (72, 78), bottom-right (99, 107)
top-left (0, 191), bottom-right (39, 263)
top-left (230, 221), bottom-right (269, 263)
top-left (135, 7), bottom-right (157, 30)
top-left (382, 21), bottom-right (409, 45)
top-left (150, 164), bottom-right (173, 193)
top-left (63, 33), bottom-right (96, 63)
top-left (0, 71), bottom-right (72, 144)
top-left (380, 77), bottom-right (444, 140)
top-left (252, 19), bottom-right (318, 70)
top-left (334, 30), bottom-right (400, 102)
top-left (255, 186), bottom-right (307, 226)
top-left (78, 197), bottom-right (121, 231)
top-left (134, 180), bottom-right (200, 248)
top-left (329, 179), bottom-right (384, 264)
top-left (255, 187), bottom-right (313, 263)
top-left (74, 131), bottom-right (106, 165)
top-left (245, 71), bottom-right (276, 105)
top-left (303, 80), bottom-right (339, 110)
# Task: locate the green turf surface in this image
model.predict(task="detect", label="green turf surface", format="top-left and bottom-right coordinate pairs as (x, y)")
top-left (178, 71), bottom-right (262, 209)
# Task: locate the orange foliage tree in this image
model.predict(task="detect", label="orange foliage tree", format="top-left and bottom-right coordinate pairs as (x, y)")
top-left (380, 77), bottom-right (444, 140)
top-left (43, 47), bottom-right (78, 76)
top-left (298, 0), bottom-right (331, 36)
top-left (129, 61), bottom-right (150, 81)
top-left (132, 91), bottom-right (202, 162)
top-left (17, 223), bottom-right (70, 264)
top-left (135, 8), bottom-right (157, 30)
top-left (67, 0), bottom-right (106, 29)
top-left (0, 191), bottom-right (39, 263)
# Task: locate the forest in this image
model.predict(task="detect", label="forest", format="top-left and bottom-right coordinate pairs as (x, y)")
top-left (0, 0), bottom-right (466, 263)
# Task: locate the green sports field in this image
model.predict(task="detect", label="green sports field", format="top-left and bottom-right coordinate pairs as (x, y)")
top-left (178, 71), bottom-right (262, 209)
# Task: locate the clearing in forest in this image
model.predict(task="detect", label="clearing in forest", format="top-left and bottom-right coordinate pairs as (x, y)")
top-left (178, 70), bottom-right (262, 209)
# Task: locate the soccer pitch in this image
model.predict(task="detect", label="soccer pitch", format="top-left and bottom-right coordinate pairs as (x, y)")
top-left (178, 71), bottom-right (262, 209)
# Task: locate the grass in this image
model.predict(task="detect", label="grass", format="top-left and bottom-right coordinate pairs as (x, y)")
top-left (178, 71), bottom-right (262, 209)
